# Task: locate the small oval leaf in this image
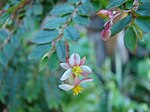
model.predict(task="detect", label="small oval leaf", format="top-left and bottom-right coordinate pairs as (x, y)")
top-left (55, 40), bottom-right (66, 62)
top-left (28, 44), bottom-right (52, 60)
top-left (124, 26), bottom-right (137, 53)
top-left (64, 26), bottom-right (80, 41)
top-left (50, 4), bottom-right (74, 16)
top-left (43, 18), bottom-right (67, 30)
top-left (135, 16), bottom-right (150, 33)
top-left (111, 15), bottom-right (132, 36)
top-left (32, 30), bottom-right (59, 44)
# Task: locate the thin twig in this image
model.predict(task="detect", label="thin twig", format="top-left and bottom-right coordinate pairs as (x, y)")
top-left (50, 1), bottom-right (82, 55)
top-left (65, 41), bottom-right (69, 63)
top-left (0, 0), bottom-right (30, 17)
top-left (55, 2), bottom-right (81, 42)
top-left (11, 0), bottom-right (30, 18)
top-left (0, 0), bottom-right (30, 51)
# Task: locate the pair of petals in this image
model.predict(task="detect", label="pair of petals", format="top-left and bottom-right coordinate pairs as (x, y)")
top-left (60, 65), bottom-right (92, 81)
top-left (60, 53), bottom-right (86, 69)
top-left (59, 78), bottom-right (93, 91)
top-left (69, 53), bottom-right (81, 67)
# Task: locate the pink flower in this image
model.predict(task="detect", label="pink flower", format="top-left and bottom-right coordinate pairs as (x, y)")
top-left (60, 53), bottom-right (92, 81)
top-left (59, 77), bottom-right (93, 95)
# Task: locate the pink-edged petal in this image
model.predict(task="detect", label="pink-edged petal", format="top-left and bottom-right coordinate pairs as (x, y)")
top-left (60, 69), bottom-right (72, 81)
top-left (80, 65), bottom-right (92, 75)
top-left (80, 78), bottom-right (93, 84)
top-left (80, 56), bottom-right (86, 65)
top-left (60, 63), bottom-right (71, 69)
top-left (69, 53), bottom-right (81, 67)
top-left (81, 72), bottom-right (90, 76)
top-left (73, 77), bottom-right (81, 86)
top-left (58, 84), bottom-right (74, 91)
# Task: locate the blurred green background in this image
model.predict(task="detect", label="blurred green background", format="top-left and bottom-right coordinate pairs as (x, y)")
top-left (0, 0), bottom-right (150, 112)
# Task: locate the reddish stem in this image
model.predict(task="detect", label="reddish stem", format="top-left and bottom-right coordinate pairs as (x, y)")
top-left (65, 41), bottom-right (69, 63)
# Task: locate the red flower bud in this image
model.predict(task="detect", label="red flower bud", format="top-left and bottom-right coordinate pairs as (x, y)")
top-left (97, 10), bottom-right (109, 18)
top-left (100, 29), bottom-right (111, 41)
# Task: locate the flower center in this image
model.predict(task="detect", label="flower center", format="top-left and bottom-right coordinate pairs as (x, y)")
top-left (72, 66), bottom-right (83, 77)
top-left (72, 85), bottom-right (83, 96)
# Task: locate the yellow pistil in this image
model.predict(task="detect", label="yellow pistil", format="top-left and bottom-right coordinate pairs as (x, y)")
top-left (72, 85), bottom-right (84, 96)
top-left (72, 66), bottom-right (83, 77)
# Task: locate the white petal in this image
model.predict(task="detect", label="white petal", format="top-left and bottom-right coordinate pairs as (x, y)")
top-left (80, 78), bottom-right (93, 84)
top-left (69, 53), bottom-right (81, 67)
top-left (60, 69), bottom-right (72, 81)
top-left (60, 63), bottom-right (70, 69)
top-left (80, 65), bottom-right (92, 74)
top-left (58, 84), bottom-right (74, 91)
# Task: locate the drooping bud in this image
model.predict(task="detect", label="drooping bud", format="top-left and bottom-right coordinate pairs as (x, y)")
top-left (97, 9), bottom-right (109, 18)
top-left (100, 29), bottom-right (111, 41)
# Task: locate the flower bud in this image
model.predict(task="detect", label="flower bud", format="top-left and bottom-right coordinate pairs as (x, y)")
top-left (97, 10), bottom-right (109, 18)
top-left (100, 29), bottom-right (111, 41)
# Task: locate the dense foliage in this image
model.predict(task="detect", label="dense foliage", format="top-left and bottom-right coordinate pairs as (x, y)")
top-left (0, 0), bottom-right (150, 112)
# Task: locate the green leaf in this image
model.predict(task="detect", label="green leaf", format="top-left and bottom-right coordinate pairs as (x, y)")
top-left (10, 35), bottom-right (20, 49)
top-left (0, 12), bottom-right (11, 28)
top-left (135, 16), bottom-right (150, 32)
top-left (48, 52), bottom-right (59, 71)
top-left (39, 56), bottom-right (49, 71)
top-left (3, 43), bottom-right (14, 60)
top-left (0, 52), bottom-right (8, 67)
top-left (25, 74), bottom-right (42, 103)
top-left (78, 3), bottom-right (91, 16)
top-left (0, 29), bottom-right (9, 44)
top-left (55, 40), bottom-right (66, 62)
top-left (125, 0), bottom-right (133, 9)
top-left (32, 30), bottom-right (59, 44)
top-left (132, 22), bottom-right (143, 40)
top-left (43, 77), bottom-right (61, 109)
top-left (28, 44), bottom-right (52, 60)
top-left (50, 4), bottom-right (74, 16)
top-left (91, 0), bottom-right (101, 12)
top-left (43, 18), bottom-right (67, 30)
top-left (124, 26), bottom-right (137, 53)
top-left (141, 0), bottom-right (150, 3)
top-left (64, 26), bottom-right (80, 41)
top-left (73, 15), bottom-right (90, 26)
top-left (111, 15), bottom-right (132, 36)
top-left (137, 59), bottom-right (150, 76)
top-left (32, 3), bottom-right (43, 15)
top-left (68, 0), bottom-right (80, 4)
top-left (107, 0), bottom-right (126, 9)
top-left (136, 2), bottom-right (150, 16)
